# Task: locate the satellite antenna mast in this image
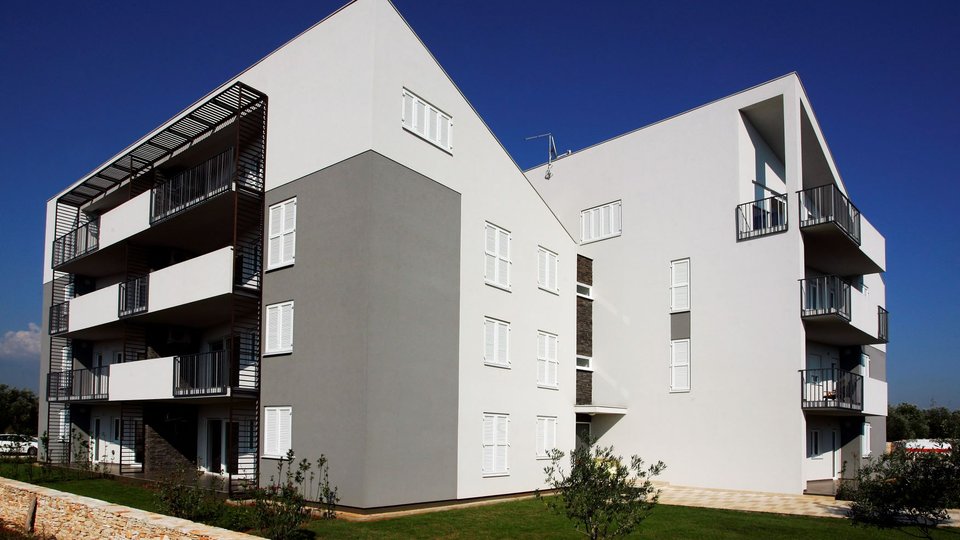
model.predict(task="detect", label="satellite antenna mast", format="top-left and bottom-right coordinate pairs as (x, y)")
top-left (525, 133), bottom-right (559, 180)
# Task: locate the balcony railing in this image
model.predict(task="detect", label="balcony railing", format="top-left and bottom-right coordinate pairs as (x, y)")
top-left (800, 276), bottom-right (851, 320)
top-left (174, 350), bottom-right (228, 397)
top-left (49, 302), bottom-right (69, 335)
top-left (47, 367), bottom-right (109, 402)
top-left (736, 194), bottom-right (787, 240)
top-left (150, 148), bottom-right (235, 224)
top-left (798, 184), bottom-right (861, 245)
top-left (800, 368), bottom-right (863, 411)
top-left (118, 276), bottom-right (149, 317)
top-left (51, 218), bottom-right (100, 268)
top-left (878, 306), bottom-right (889, 343)
top-left (234, 243), bottom-right (262, 290)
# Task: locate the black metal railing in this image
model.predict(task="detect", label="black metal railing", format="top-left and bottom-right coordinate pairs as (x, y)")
top-left (52, 218), bottom-right (100, 268)
top-left (49, 302), bottom-right (69, 335)
top-left (150, 149), bottom-right (235, 223)
top-left (800, 368), bottom-right (863, 410)
top-left (47, 367), bottom-right (109, 401)
top-left (173, 350), bottom-right (228, 397)
top-left (736, 194), bottom-right (787, 240)
top-left (878, 306), bottom-right (889, 343)
top-left (800, 275), bottom-right (851, 320)
top-left (798, 184), bottom-right (861, 245)
top-left (118, 276), bottom-right (149, 317)
top-left (234, 244), bottom-right (262, 290)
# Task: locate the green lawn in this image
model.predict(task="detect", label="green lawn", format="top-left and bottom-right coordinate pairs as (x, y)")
top-left (2, 464), bottom-right (957, 539)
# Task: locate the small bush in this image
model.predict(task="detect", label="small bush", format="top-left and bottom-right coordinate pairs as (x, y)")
top-left (155, 465), bottom-right (225, 523)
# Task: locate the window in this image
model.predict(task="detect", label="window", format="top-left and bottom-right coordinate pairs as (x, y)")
top-left (670, 339), bottom-right (690, 392)
top-left (536, 416), bottom-right (557, 458)
top-left (265, 301), bottom-right (294, 354)
top-left (861, 353), bottom-right (870, 378)
top-left (401, 88), bottom-right (453, 152)
top-left (808, 430), bottom-right (821, 458)
top-left (263, 406), bottom-right (292, 458)
top-left (484, 222), bottom-right (511, 290)
top-left (483, 317), bottom-right (510, 367)
top-left (862, 422), bottom-right (872, 457)
top-left (576, 355), bottom-right (593, 370)
top-left (538, 247), bottom-right (559, 293)
top-left (575, 422), bottom-right (592, 448)
top-left (576, 282), bottom-right (593, 299)
top-left (268, 198), bottom-right (297, 270)
top-left (670, 258), bottom-right (690, 312)
top-left (580, 200), bottom-right (622, 243)
top-left (482, 413), bottom-right (509, 476)
top-left (537, 331), bottom-right (559, 388)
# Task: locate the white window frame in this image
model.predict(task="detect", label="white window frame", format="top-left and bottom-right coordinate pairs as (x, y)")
top-left (264, 301), bottom-right (294, 355)
top-left (862, 422), bottom-right (872, 457)
top-left (537, 331), bottom-right (559, 389)
top-left (580, 200), bottom-right (622, 244)
top-left (861, 353), bottom-right (870, 379)
top-left (669, 338), bottom-right (691, 392)
top-left (536, 416), bottom-right (558, 459)
top-left (401, 88), bottom-right (453, 153)
top-left (576, 282), bottom-right (593, 299)
top-left (483, 317), bottom-right (511, 368)
top-left (484, 222), bottom-right (512, 291)
top-left (263, 406), bottom-right (292, 459)
top-left (808, 429), bottom-right (821, 459)
top-left (481, 413), bottom-right (510, 477)
top-left (576, 355), bottom-right (593, 371)
top-left (537, 246), bottom-right (559, 294)
top-left (670, 258), bottom-right (691, 312)
top-left (267, 198), bottom-right (297, 270)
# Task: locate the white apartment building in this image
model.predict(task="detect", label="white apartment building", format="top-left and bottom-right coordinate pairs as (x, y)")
top-left (39, 0), bottom-right (887, 509)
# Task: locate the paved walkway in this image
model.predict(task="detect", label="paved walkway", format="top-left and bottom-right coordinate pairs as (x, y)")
top-left (657, 484), bottom-right (960, 527)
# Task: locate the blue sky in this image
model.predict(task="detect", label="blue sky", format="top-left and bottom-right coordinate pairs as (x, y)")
top-left (0, 1), bottom-right (957, 407)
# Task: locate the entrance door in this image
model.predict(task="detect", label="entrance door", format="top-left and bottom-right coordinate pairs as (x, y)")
top-left (806, 354), bottom-right (836, 400)
top-left (91, 417), bottom-right (102, 462)
top-left (207, 419), bottom-right (225, 474)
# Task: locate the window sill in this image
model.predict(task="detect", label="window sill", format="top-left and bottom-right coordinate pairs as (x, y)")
top-left (402, 125), bottom-right (453, 155)
top-left (537, 384), bottom-right (559, 391)
top-left (484, 362), bottom-right (511, 370)
top-left (266, 261), bottom-right (295, 273)
top-left (262, 454), bottom-right (291, 460)
top-left (576, 366), bottom-right (594, 372)
top-left (485, 280), bottom-right (512, 293)
top-left (482, 472), bottom-right (509, 478)
top-left (580, 233), bottom-right (621, 246)
top-left (670, 308), bottom-right (691, 314)
top-left (536, 455), bottom-right (555, 461)
top-left (263, 349), bottom-right (293, 357)
top-left (538, 286), bottom-right (560, 296)
top-left (669, 388), bottom-right (690, 394)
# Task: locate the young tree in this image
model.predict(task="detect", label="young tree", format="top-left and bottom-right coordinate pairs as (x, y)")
top-left (538, 438), bottom-right (665, 540)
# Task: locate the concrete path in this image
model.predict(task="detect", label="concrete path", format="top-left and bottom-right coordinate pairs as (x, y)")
top-left (657, 484), bottom-right (960, 527)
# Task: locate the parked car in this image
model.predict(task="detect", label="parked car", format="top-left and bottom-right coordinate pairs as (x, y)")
top-left (894, 439), bottom-right (952, 454)
top-left (0, 434), bottom-right (38, 457)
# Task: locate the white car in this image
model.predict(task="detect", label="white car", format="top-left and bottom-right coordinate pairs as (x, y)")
top-left (0, 434), bottom-right (39, 457)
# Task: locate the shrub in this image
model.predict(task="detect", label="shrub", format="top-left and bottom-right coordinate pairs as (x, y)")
top-left (537, 437), bottom-right (665, 540)
top-left (155, 465), bottom-right (224, 523)
top-left (846, 447), bottom-right (960, 535)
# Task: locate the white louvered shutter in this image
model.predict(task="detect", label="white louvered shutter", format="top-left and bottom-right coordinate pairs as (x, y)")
top-left (547, 251), bottom-right (558, 291)
top-left (537, 333), bottom-right (547, 384)
top-left (547, 418), bottom-right (556, 453)
top-left (671, 259), bottom-right (690, 311)
top-left (280, 303), bottom-right (294, 351)
top-left (268, 204), bottom-right (283, 268)
top-left (266, 305), bottom-right (280, 353)
top-left (497, 322), bottom-right (509, 365)
top-left (281, 199), bottom-right (296, 265)
top-left (612, 202), bottom-right (622, 234)
top-left (264, 408), bottom-right (279, 456)
top-left (496, 416), bottom-right (509, 473)
top-left (671, 339), bottom-right (690, 391)
top-left (439, 114), bottom-right (451, 149)
top-left (482, 415), bottom-right (495, 473)
top-left (484, 225), bottom-right (497, 283)
top-left (484, 319), bottom-right (497, 364)
top-left (402, 92), bottom-right (414, 129)
top-left (536, 417), bottom-right (546, 457)
top-left (278, 407), bottom-right (292, 456)
top-left (415, 99), bottom-right (426, 135)
top-left (538, 249), bottom-right (547, 288)
top-left (546, 334), bottom-right (558, 386)
top-left (498, 230), bottom-right (510, 287)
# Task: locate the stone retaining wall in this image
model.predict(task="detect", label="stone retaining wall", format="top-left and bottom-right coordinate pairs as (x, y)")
top-left (0, 476), bottom-right (257, 539)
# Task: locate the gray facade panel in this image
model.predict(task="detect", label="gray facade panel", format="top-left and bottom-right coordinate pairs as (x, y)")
top-left (670, 312), bottom-right (691, 340)
top-left (38, 281), bottom-right (52, 450)
top-left (261, 151), bottom-right (460, 508)
top-left (864, 345), bottom-right (886, 382)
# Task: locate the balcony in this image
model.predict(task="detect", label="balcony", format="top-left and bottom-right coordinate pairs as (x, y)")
top-left (800, 368), bottom-right (862, 413)
top-left (118, 276), bottom-right (149, 318)
top-left (736, 194), bottom-right (788, 240)
top-left (49, 302), bottom-right (69, 335)
top-left (150, 149), bottom-right (234, 224)
top-left (878, 306), bottom-right (889, 343)
top-left (51, 219), bottom-right (99, 269)
top-left (47, 367), bottom-right (109, 402)
top-left (800, 276), bottom-right (888, 346)
top-left (174, 351), bottom-right (229, 397)
top-left (798, 184), bottom-right (884, 275)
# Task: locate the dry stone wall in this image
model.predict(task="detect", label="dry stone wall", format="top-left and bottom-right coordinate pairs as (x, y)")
top-left (0, 476), bottom-right (257, 540)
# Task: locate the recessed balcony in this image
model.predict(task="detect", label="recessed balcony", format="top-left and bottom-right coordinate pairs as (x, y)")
top-left (798, 184), bottom-right (884, 275)
top-left (51, 219), bottom-right (100, 270)
top-left (735, 194), bottom-right (788, 240)
top-left (800, 276), bottom-right (888, 346)
top-left (800, 368), bottom-right (862, 413)
top-left (47, 367), bottom-right (109, 402)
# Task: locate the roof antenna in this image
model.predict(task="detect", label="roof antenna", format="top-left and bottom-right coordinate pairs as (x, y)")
top-left (525, 133), bottom-right (559, 180)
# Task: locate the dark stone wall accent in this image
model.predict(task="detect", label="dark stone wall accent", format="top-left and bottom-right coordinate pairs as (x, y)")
top-left (576, 370), bottom-right (593, 405)
top-left (577, 297), bottom-right (592, 357)
top-left (670, 312), bottom-right (691, 340)
top-left (577, 255), bottom-right (593, 285)
top-left (143, 405), bottom-right (197, 476)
